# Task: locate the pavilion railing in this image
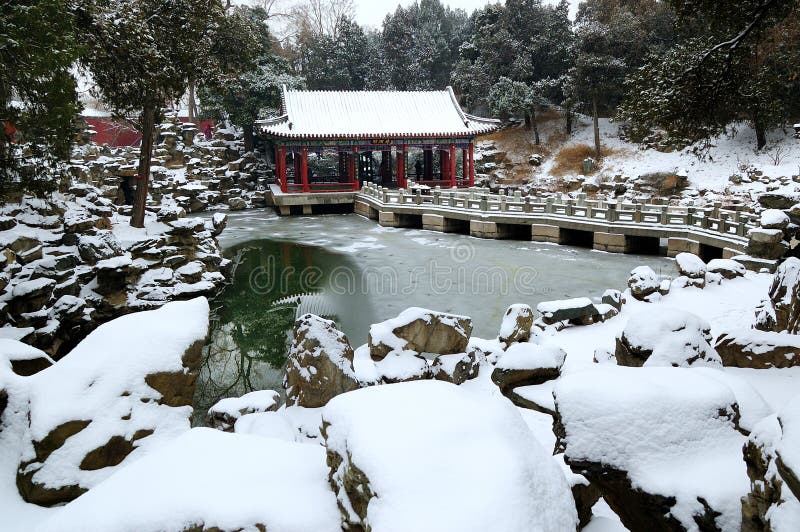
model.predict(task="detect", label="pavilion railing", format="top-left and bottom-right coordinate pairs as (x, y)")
top-left (358, 182), bottom-right (756, 239)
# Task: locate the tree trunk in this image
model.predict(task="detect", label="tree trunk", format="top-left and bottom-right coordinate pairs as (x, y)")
top-left (243, 124), bottom-right (255, 153)
top-left (592, 94), bottom-right (601, 158)
top-left (754, 114), bottom-right (767, 150)
top-left (188, 82), bottom-right (198, 125)
top-left (131, 105), bottom-right (155, 228)
top-left (530, 108), bottom-right (540, 146)
top-left (565, 106), bottom-right (573, 135)
top-left (524, 112), bottom-right (532, 130)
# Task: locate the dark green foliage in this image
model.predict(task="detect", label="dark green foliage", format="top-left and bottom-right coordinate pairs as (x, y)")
top-left (618, 0), bottom-right (800, 149)
top-left (0, 0), bottom-right (81, 195)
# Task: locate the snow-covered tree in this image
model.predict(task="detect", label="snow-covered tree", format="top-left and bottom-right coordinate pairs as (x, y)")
top-left (82, 0), bottom-right (229, 227)
top-left (0, 0), bottom-right (81, 193)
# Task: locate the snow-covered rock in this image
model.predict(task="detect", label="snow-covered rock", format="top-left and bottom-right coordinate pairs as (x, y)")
top-left (36, 428), bottom-right (340, 532)
top-left (283, 314), bottom-right (359, 408)
top-left (375, 350), bottom-right (432, 384)
top-left (758, 257), bottom-right (800, 334)
top-left (0, 339), bottom-right (53, 376)
top-left (233, 412), bottom-right (297, 442)
top-left (615, 308), bottom-right (722, 368)
top-left (431, 351), bottom-right (482, 385)
top-left (15, 298), bottom-right (209, 506)
top-left (675, 252), bottom-right (706, 286)
top-left (368, 307), bottom-right (473, 360)
top-left (760, 209), bottom-right (790, 230)
top-left (554, 366), bottom-right (752, 531)
top-left (207, 390), bottom-right (281, 432)
top-left (497, 303), bottom-right (534, 346)
top-left (706, 258), bottom-right (746, 280)
top-left (322, 380), bottom-right (578, 531)
top-left (491, 342), bottom-right (565, 394)
top-left (716, 329), bottom-right (800, 368)
top-left (627, 265), bottom-right (660, 301)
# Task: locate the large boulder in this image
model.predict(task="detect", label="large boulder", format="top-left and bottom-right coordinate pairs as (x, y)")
top-left (206, 390), bottom-right (280, 432)
top-left (615, 308), bottom-right (721, 368)
top-left (747, 228), bottom-right (788, 260)
top-left (35, 429), bottom-right (341, 532)
top-left (627, 265), bottom-right (660, 301)
top-left (675, 252), bottom-right (706, 287)
top-left (322, 380), bottom-right (578, 532)
top-left (368, 307), bottom-right (473, 361)
top-left (374, 350), bottom-right (432, 384)
top-left (716, 329), bottom-right (800, 368)
top-left (10, 278), bottom-right (56, 315)
top-left (537, 297), bottom-right (595, 325)
top-left (283, 314), bottom-right (359, 408)
top-left (741, 398), bottom-right (800, 532)
top-left (761, 209), bottom-right (790, 230)
top-left (554, 366), bottom-right (767, 532)
top-left (77, 232), bottom-right (124, 265)
top-left (16, 298), bottom-right (209, 506)
top-left (491, 343), bottom-right (566, 394)
top-left (759, 257), bottom-right (800, 334)
top-left (498, 304), bottom-right (534, 346)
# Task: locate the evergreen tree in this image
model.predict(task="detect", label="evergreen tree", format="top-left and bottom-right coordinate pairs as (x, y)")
top-left (82, 0), bottom-right (228, 227)
top-left (618, 0), bottom-right (799, 150)
top-left (1, 0), bottom-right (81, 194)
top-left (201, 6), bottom-right (301, 151)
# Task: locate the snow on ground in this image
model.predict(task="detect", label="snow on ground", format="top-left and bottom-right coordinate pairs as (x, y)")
top-left (35, 428), bottom-right (340, 532)
top-left (537, 118), bottom-right (800, 196)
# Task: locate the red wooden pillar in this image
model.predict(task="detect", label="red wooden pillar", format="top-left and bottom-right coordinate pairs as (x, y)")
top-left (292, 152), bottom-right (300, 188)
top-left (468, 142), bottom-right (475, 186)
top-left (300, 147), bottom-right (309, 193)
top-left (276, 145), bottom-right (288, 193)
top-left (423, 149), bottom-right (433, 180)
top-left (396, 145), bottom-right (406, 188)
top-left (347, 148), bottom-right (359, 191)
top-left (462, 147), bottom-right (468, 187)
top-left (440, 149), bottom-right (450, 184)
top-left (449, 144), bottom-right (457, 188)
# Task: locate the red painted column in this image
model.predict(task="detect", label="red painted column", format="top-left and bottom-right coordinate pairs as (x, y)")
top-left (441, 149), bottom-right (450, 184)
top-left (449, 144), bottom-right (457, 188)
top-left (468, 142), bottom-right (475, 187)
top-left (396, 146), bottom-right (406, 188)
top-left (347, 152), bottom-right (358, 191)
top-left (462, 147), bottom-right (468, 187)
top-left (300, 147), bottom-right (309, 193)
top-left (277, 146), bottom-right (287, 193)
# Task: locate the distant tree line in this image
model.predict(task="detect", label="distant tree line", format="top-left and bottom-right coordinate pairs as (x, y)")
top-left (1, 0), bottom-right (798, 212)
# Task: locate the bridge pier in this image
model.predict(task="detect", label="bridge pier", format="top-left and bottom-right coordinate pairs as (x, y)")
top-left (470, 220), bottom-right (499, 239)
top-left (379, 211), bottom-right (422, 228)
top-left (593, 232), bottom-right (628, 253)
top-left (531, 224), bottom-right (561, 243)
top-left (422, 214), bottom-right (469, 234)
top-left (354, 201), bottom-right (378, 220)
top-left (667, 238), bottom-right (700, 257)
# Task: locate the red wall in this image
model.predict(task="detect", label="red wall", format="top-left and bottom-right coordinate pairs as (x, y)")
top-left (85, 118), bottom-right (215, 147)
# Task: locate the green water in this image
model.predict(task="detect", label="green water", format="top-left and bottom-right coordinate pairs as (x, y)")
top-left (193, 210), bottom-right (674, 422)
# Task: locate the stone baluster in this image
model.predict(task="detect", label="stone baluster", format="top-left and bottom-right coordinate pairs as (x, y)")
top-left (577, 193), bottom-right (586, 207)
top-left (686, 207), bottom-right (695, 226)
top-left (500, 195), bottom-right (507, 212)
top-left (523, 196), bottom-right (532, 214)
top-left (565, 199), bottom-right (574, 216)
top-left (634, 204), bottom-right (643, 223)
top-left (720, 212), bottom-right (729, 233)
top-left (660, 206), bottom-right (669, 225)
top-left (449, 192), bottom-right (456, 207)
top-left (480, 194), bottom-right (488, 211)
top-left (546, 197), bottom-right (554, 214)
top-left (433, 187), bottom-right (441, 206)
top-left (414, 189), bottom-right (422, 205)
top-left (713, 201), bottom-right (722, 218)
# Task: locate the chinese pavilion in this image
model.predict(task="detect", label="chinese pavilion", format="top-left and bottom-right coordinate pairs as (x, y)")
top-left (256, 86), bottom-right (500, 194)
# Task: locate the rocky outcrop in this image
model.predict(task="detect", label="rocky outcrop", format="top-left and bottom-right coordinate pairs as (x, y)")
top-left (207, 390), bottom-right (281, 432)
top-left (747, 228), bottom-right (788, 260)
top-left (284, 314), bottom-right (360, 408)
top-left (322, 380), bottom-right (579, 532)
top-left (498, 304), bottom-right (534, 346)
top-left (0, 339), bottom-right (54, 376)
top-left (368, 307), bottom-right (473, 360)
top-left (716, 329), bottom-right (800, 368)
top-left (758, 257), bottom-right (800, 334)
top-left (615, 308), bottom-right (721, 367)
top-left (627, 265), bottom-right (660, 301)
top-left (707, 258), bottom-right (746, 280)
top-left (491, 343), bottom-right (566, 394)
top-left (554, 366), bottom-right (752, 532)
top-left (16, 298), bottom-right (210, 506)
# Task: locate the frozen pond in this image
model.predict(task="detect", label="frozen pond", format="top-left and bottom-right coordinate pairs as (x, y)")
top-left (194, 209), bottom-right (674, 421)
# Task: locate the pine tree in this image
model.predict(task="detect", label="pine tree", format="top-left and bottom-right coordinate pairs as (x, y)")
top-left (1, 0), bottom-right (81, 194)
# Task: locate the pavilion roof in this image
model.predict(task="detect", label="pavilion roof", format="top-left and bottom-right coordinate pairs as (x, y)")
top-left (256, 86), bottom-right (500, 140)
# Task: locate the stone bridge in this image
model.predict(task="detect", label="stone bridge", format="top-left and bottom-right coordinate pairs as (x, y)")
top-left (355, 183), bottom-right (756, 261)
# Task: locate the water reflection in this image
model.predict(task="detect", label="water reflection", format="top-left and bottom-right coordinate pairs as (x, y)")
top-left (193, 239), bottom-right (373, 424)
